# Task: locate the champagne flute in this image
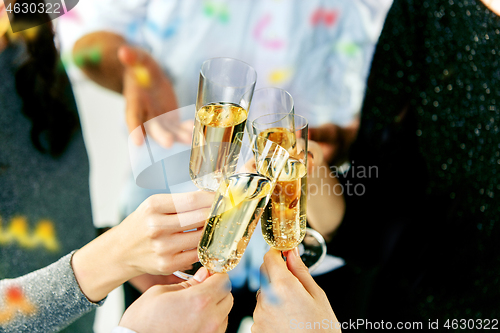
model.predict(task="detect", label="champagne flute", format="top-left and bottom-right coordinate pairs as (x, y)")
top-left (246, 87), bottom-right (295, 130)
top-left (174, 58), bottom-right (256, 279)
top-left (189, 58), bottom-right (257, 192)
top-left (252, 112), bottom-right (326, 271)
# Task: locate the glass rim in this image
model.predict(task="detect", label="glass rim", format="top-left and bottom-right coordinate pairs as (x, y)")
top-left (218, 134), bottom-right (290, 186)
top-left (231, 133), bottom-right (289, 158)
top-left (252, 87), bottom-right (295, 113)
top-left (252, 113), bottom-right (308, 131)
top-left (200, 57), bottom-right (258, 89)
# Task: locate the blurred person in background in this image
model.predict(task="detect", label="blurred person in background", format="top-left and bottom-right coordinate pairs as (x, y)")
top-left (0, 1), bottom-right (97, 331)
top-left (70, 0), bottom-right (391, 330)
top-left (326, 0), bottom-right (500, 327)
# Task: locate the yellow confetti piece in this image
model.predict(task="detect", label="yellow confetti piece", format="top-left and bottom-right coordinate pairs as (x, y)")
top-left (33, 220), bottom-right (59, 252)
top-left (21, 26), bottom-right (39, 41)
top-left (0, 307), bottom-right (15, 325)
top-left (0, 215), bottom-right (60, 251)
top-left (10, 216), bottom-right (36, 248)
top-left (133, 65), bottom-right (151, 88)
top-left (268, 68), bottom-right (292, 85)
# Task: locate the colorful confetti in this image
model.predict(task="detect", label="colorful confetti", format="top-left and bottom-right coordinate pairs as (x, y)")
top-left (0, 215), bottom-right (60, 252)
top-left (133, 65), bottom-right (152, 88)
top-left (60, 9), bottom-right (81, 23)
top-left (0, 286), bottom-right (36, 325)
top-left (5, 25), bottom-right (40, 42)
top-left (268, 68), bottom-right (293, 85)
top-left (72, 46), bottom-right (102, 68)
top-left (334, 41), bottom-right (361, 56)
top-left (203, 1), bottom-right (230, 24)
top-left (311, 8), bottom-right (339, 27)
top-left (253, 14), bottom-right (285, 50)
top-left (146, 18), bottom-right (180, 39)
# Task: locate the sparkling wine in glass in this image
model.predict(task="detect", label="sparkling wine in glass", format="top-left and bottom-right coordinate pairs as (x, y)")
top-left (252, 112), bottom-right (326, 270)
top-left (189, 58), bottom-right (257, 192)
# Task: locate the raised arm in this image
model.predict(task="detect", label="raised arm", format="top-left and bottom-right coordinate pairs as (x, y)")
top-left (0, 191), bottom-right (214, 332)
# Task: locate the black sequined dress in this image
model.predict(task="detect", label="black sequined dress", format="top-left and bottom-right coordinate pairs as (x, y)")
top-left (332, 0), bottom-right (500, 323)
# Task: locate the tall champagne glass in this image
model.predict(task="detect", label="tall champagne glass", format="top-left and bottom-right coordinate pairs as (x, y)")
top-left (252, 113), bottom-right (326, 271)
top-left (189, 58), bottom-right (257, 192)
top-left (246, 87), bottom-right (295, 131)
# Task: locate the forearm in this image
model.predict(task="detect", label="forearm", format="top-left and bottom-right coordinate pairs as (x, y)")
top-left (0, 253), bottom-right (102, 333)
top-left (307, 161), bottom-right (345, 242)
top-left (72, 225), bottom-right (139, 302)
top-left (73, 31), bottom-right (127, 93)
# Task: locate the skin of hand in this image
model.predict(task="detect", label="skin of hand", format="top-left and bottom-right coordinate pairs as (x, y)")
top-left (72, 191), bottom-right (214, 302)
top-left (306, 141), bottom-right (345, 242)
top-left (73, 32), bottom-right (192, 148)
top-left (308, 119), bottom-right (360, 165)
top-left (127, 273), bottom-right (185, 293)
top-left (118, 45), bottom-right (193, 147)
top-left (252, 249), bottom-right (341, 333)
top-left (119, 267), bottom-right (233, 333)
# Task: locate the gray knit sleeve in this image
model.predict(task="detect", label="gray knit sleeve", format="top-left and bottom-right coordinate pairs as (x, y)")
top-left (0, 252), bottom-right (104, 333)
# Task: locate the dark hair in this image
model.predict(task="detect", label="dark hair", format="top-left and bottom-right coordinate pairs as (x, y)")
top-left (11, 1), bottom-right (79, 157)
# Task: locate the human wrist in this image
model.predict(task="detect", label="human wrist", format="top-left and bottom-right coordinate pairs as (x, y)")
top-left (72, 226), bottom-right (139, 302)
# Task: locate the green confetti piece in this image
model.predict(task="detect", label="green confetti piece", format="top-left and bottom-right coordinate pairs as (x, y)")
top-left (88, 48), bottom-right (102, 64)
top-left (219, 8), bottom-right (230, 23)
top-left (73, 53), bottom-right (85, 68)
top-left (204, 2), bottom-right (215, 16)
top-left (336, 42), bottom-right (360, 56)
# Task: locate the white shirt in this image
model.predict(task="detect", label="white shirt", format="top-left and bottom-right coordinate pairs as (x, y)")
top-left (64, 0), bottom-right (392, 126)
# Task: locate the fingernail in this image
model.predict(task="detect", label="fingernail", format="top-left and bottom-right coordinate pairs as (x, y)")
top-left (293, 247), bottom-right (300, 257)
top-left (193, 267), bottom-right (209, 282)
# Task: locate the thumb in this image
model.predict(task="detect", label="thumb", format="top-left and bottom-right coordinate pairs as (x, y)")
top-left (118, 45), bottom-right (143, 67)
top-left (285, 248), bottom-right (323, 298)
top-left (309, 124), bottom-right (339, 144)
top-left (159, 268), bottom-right (211, 292)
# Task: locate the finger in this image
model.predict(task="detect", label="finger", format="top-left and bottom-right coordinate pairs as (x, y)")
top-left (173, 208), bottom-right (210, 230)
top-left (285, 248), bottom-right (324, 299)
top-left (217, 293), bottom-right (234, 317)
top-left (118, 45), bottom-right (144, 67)
top-left (124, 89), bottom-right (146, 145)
top-left (308, 140), bottom-right (324, 168)
top-left (155, 268), bottom-right (209, 293)
top-left (194, 273), bottom-right (232, 304)
top-left (176, 120), bottom-right (195, 144)
top-left (147, 191), bottom-right (215, 214)
top-left (220, 316), bottom-right (229, 333)
top-left (262, 249), bottom-right (291, 282)
top-left (146, 117), bottom-right (175, 148)
top-left (171, 248), bottom-right (199, 271)
top-left (259, 261), bottom-right (270, 286)
top-left (309, 124), bottom-right (339, 143)
top-left (169, 229), bottom-right (203, 252)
